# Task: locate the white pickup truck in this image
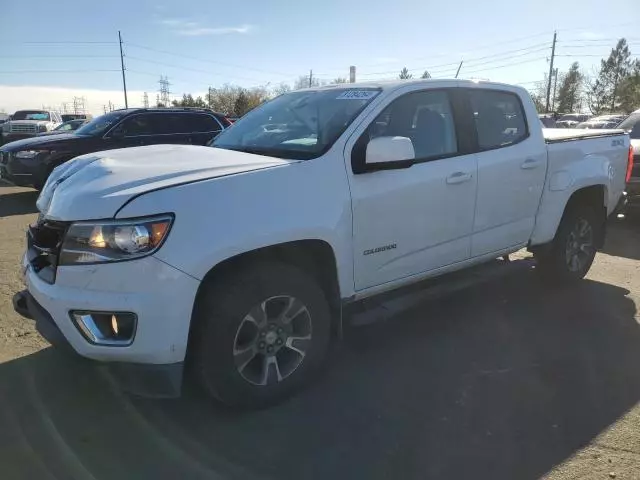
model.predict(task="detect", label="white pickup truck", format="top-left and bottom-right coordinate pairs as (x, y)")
top-left (14, 79), bottom-right (633, 408)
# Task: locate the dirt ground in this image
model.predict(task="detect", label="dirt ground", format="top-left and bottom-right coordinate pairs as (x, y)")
top-left (1, 180), bottom-right (640, 480)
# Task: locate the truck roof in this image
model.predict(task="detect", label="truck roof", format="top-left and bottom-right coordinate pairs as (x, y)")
top-left (305, 78), bottom-right (524, 92)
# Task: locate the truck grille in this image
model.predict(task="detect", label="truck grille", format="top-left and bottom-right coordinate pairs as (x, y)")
top-left (10, 124), bottom-right (38, 133)
top-left (27, 219), bottom-right (67, 284)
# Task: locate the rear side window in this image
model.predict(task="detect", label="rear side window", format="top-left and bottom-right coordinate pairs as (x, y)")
top-left (469, 90), bottom-right (528, 150)
top-left (188, 113), bottom-right (221, 133)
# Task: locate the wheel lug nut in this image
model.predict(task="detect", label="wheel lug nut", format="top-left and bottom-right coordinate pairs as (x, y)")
top-left (259, 341), bottom-right (266, 349)
top-left (267, 346), bottom-right (274, 353)
top-left (269, 324), bottom-right (275, 330)
top-left (276, 338), bottom-right (283, 345)
top-left (260, 331), bottom-right (266, 337)
top-left (277, 328), bottom-right (283, 334)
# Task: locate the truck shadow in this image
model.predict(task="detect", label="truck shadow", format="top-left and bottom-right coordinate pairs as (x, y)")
top-left (0, 273), bottom-right (638, 480)
top-left (0, 189), bottom-right (38, 218)
top-left (602, 215), bottom-right (640, 261)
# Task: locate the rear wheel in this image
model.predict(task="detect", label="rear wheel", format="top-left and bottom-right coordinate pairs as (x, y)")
top-left (535, 205), bottom-right (601, 281)
top-left (191, 262), bottom-right (331, 408)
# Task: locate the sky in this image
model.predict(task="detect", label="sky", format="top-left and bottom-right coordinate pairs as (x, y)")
top-left (1, 0), bottom-right (639, 115)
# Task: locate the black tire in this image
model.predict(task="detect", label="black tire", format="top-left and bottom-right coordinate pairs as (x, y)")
top-left (190, 261), bottom-right (332, 408)
top-left (535, 204), bottom-right (601, 282)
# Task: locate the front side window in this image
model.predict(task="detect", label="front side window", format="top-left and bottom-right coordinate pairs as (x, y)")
top-left (367, 90), bottom-right (458, 160)
top-left (75, 111), bottom-right (128, 136)
top-left (469, 90), bottom-right (528, 150)
top-left (211, 88), bottom-right (380, 160)
top-left (117, 114), bottom-right (156, 136)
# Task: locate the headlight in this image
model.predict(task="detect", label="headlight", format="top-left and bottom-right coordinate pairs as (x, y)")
top-left (59, 215), bottom-right (174, 265)
top-left (15, 150), bottom-right (44, 159)
top-left (38, 124), bottom-right (48, 132)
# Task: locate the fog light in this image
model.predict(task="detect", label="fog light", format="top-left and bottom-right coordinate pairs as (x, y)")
top-left (70, 311), bottom-right (137, 346)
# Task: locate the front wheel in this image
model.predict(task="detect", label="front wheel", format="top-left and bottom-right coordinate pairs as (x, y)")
top-left (535, 205), bottom-right (601, 282)
top-left (191, 262), bottom-right (331, 408)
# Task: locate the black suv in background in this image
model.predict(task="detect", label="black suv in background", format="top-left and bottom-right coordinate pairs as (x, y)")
top-left (0, 107), bottom-right (230, 189)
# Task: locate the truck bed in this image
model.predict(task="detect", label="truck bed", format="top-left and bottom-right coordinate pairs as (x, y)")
top-left (543, 128), bottom-right (625, 144)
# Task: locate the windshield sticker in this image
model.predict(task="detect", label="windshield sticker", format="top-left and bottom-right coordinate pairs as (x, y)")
top-left (336, 90), bottom-right (378, 100)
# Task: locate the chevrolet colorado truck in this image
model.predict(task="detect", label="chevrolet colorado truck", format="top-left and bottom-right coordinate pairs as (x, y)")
top-left (13, 80), bottom-right (632, 408)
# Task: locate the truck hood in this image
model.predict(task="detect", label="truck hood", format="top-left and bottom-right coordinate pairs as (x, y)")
top-left (39, 144), bottom-right (293, 221)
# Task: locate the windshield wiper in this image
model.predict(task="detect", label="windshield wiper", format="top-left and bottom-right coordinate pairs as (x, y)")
top-left (213, 145), bottom-right (310, 160)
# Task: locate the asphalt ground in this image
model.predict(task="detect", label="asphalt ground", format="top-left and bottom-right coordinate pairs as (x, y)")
top-left (1, 181), bottom-right (640, 480)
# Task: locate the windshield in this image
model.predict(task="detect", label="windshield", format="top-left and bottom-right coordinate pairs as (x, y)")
top-left (211, 88), bottom-right (380, 160)
top-left (75, 111), bottom-right (127, 136)
top-left (12, 110), bottom-right (50, 121)
top-left (617, 114), bottom-right (640, 138)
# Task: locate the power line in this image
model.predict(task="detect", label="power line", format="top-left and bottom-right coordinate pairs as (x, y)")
top-left (126, 55), bottom-right (275, 83)
top-left (0, 69), bottom-right (120, 73)
top-left (0, 55), bottom-right (119, 58)
top-left (125, 42), bottom-right (295, 77)
top-left (21, 41), bottom-right (117, 45)
top-left (358, 44), bottom-right (550, 77)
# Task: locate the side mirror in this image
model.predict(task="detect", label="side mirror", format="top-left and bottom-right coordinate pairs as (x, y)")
top-left (365, 136), bottom-right (415, 169)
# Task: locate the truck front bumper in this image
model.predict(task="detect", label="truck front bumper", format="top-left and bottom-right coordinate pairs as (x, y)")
top-left (15, 255), bottom-right (201, 397)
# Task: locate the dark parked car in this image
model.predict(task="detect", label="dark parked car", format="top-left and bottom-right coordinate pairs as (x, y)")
top-left (0, 107), bottom-right (230, 189)
top-left (38, 119), bottom-right (88, 136)
top-left (617, 112), bottom-right (640, 210)
top-left (61, 113), bottom-right (93, 122)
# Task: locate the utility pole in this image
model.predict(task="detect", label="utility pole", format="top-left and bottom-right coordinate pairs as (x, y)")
top-left (545, 31), bottom-right (557, 113)
top-left (142, 92), bottom-right (149, 108)
top-left (455, 60), bottom-right (463, 78)
top-left (118, 31), bottom-right (128, 108)
top-left (309, 69), bottom-right (313, 88)
top-left (349, 66), bottom-right (356, 83)
top-left (208, 86), bottom-right (213, 107)
top-left (551, 74), bottom-right (557, 112)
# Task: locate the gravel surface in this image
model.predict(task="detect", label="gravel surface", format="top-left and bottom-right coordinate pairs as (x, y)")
top-left (1, 181), bottom-right (640, 480)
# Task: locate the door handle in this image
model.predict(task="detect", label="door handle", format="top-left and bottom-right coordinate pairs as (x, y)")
top-left (521, 158), bottom-right (540, 169)
top-left (446, 172), bottom-right (472, 184)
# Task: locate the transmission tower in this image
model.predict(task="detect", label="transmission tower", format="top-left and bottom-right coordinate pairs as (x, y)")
top-left (158, 76), bottom-right (171, 107)
top-left (142, 92), bottom-right (149, 108)
top-left (72, 96), bottom-right (86, 115)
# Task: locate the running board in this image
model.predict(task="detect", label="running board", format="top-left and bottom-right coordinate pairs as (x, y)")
top-left (346, 256), bottom-right (535, 327)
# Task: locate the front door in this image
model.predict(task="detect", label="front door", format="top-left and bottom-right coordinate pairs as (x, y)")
top-left (465, 87), bottom-right (548, 257)
top-left (347, 87), bottom-right (478, 291)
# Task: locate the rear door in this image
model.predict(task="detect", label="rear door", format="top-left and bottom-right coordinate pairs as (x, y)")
top-left (465, 87), bottom-right (547, 256)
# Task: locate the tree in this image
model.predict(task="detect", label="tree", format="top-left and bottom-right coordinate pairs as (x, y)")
top-left (294, 74), bottom-right (320, 90)
top-left (172, 93), bottom-right (207, 108)
top-left (587, 38), bottom-right (635, 114)
top-left (272, 82), bottom-right (292, 96)
top-left (618, 59), bottom-right (640, 113)
top-left (234, 91), bottom-right (250, 117)
top-left (555, 62), bottom-right (584, 113)
top-left (529, 75), bottom-right (550, 112)
top-left (332, 77), bottom-right (347, 84)
top-left (399, 67), bottom-right (412, 79)
top-left (421, 70), bottom-right (431, 79)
